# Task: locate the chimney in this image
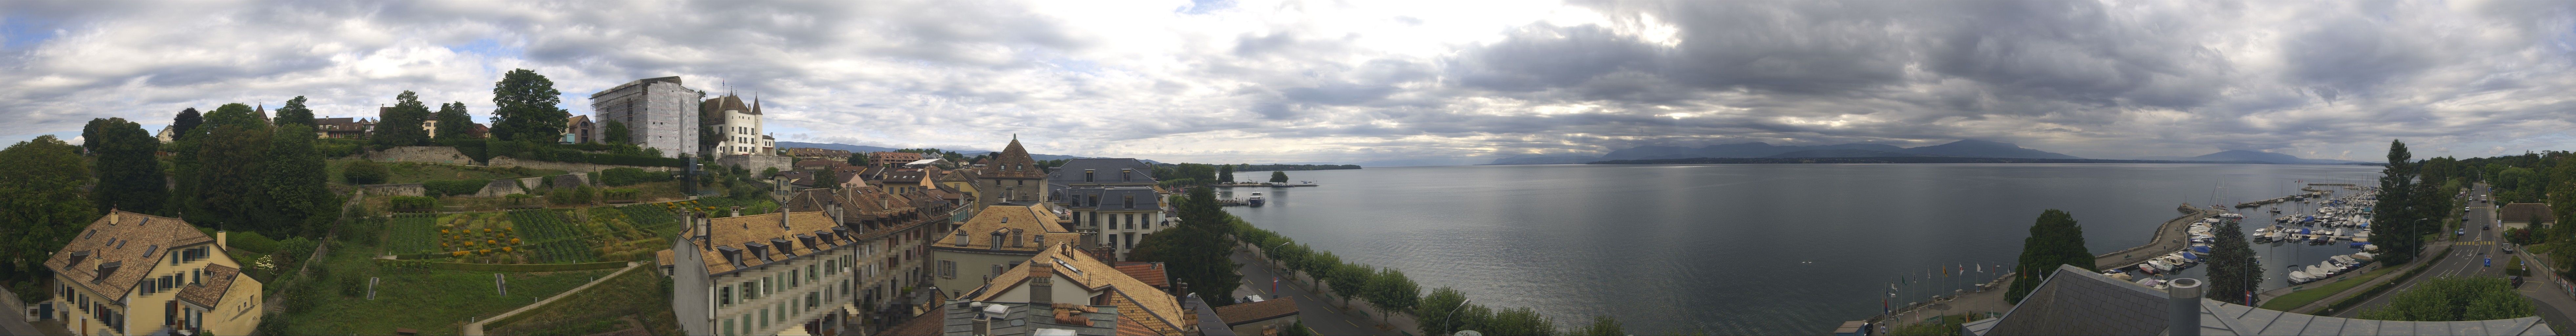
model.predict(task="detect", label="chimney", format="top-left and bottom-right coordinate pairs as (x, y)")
top-left (1031, 262), bottom-right (1055, 306)
top-left (2168, 278), bottom-right (2204, 336)
top-left (215, 230), bottom-right (228, 251)
top-left (107, 210), bottom-right (118, 225)
top-left (975, 304), bottom-right (1007, 336)
top-left (696, 213), bottom-right (714, 251)
top-left (780, 210), bottom-right (793, 231)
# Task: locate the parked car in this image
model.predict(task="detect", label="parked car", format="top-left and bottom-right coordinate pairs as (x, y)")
top-left (2505, 245), bottom-right (2517, 253)
top-left (2513, 276), bottom-right (2526, 287)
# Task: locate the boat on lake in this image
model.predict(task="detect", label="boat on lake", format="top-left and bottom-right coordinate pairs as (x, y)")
top-left (1248, 192), bottom-right (1266, 207)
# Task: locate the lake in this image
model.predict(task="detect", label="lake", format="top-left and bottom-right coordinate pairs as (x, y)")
top-left (1219, 163), bottom-right (2387, 335)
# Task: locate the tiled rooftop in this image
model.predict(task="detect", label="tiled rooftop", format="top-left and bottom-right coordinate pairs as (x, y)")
top-left (47, 211), bottom-right (219, 297)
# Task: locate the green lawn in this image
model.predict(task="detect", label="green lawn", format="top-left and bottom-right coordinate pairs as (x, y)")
top-left (278, 239), bottom-right (614, 335)
top-left (484, 266), bottom-right (681, 336)
top-left (2259, 265), bottom-right (2401, 311)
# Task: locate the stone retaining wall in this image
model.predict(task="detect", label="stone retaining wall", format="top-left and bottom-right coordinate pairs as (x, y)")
top-left (366, 146), bottom-right (480, 165)
top-left (360, 183), bottom-right (426, 197)
top-left (717, 154), bottom-right (793, 174)
top-left (488, 156), bottom-right (674, 173)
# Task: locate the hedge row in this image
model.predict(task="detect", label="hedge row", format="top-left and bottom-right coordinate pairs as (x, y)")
top-left (439, 138), bottom-right (682, 167)
top-left (422, 179), bottom-right (492, 197)
top-left (599, 168), bottom-right (671, 186)
top-left (374, 259), bottom-right (629, 272)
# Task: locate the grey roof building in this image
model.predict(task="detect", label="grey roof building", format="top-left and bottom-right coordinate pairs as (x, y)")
top-left (1048, 158), bottom-right (1158, 187)
top-left (1965, 264), bottom-right (2551, 335)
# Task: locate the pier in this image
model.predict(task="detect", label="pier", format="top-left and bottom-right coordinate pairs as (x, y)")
top-left (2236, 189), bottom-right (2333, 208)
top-left (2096, 203), bottom-right (2223, 270)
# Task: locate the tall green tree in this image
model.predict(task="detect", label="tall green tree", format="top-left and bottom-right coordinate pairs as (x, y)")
top-left (2205, 218), bottom-right (2263, 305)
top-left (273, 95), bottom-right (315, 127)
top-left (434, 101), bottom-right (474, 140)
top-left (1325, 263), bottom-right (1373, 307)
top-left (1364, 268), bottom-right (1420, 320)
top-left (811, 168), bottom-right (839, 190)
top-left (1484, 306), bottom-right (1558, 336)
top-left (79, 118), bottom-right (108, 154)
top-left (602, 119), bottom-right (631, 145)
top-left (1129, 186), bottom-right (1243, 305)
top-left (1271, 171), bottom-right (1290, 183)
top-left (1218, 165), bottom-right (1234, 182)
top-left (194, 103), bottom-right (275, 229)
top-left (2378, 140), bottom-right (2426, 264)
top-left (846, 152), bottom-right (867, 167)
top-left (373, 91), bottom-right (431, 147)
top-left (261, 123), bottom-right (331, 236)
top-left (86, 118), bottom-right (167, 214)
top-left (170, 108), bottom-right (203, 141)
top-left (2356, 276), bottom-right (2534, 321)
top-left (0, 135), bottom-right (96, 274)
top-left (489, 69), bottom-right (568, 141)
top-left (2006, 209), bottom-right (2093, 303)
top-left (1418, 287), bottom-right (1472, 336)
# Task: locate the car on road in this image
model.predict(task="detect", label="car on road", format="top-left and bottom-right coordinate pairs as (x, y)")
top-left (2506, 245), bottom-right (2517, 253)
top-left (2485, 224), bottom-right (2492, 230)
top-left (2513, 276), bottom-right (2526, 287)
top-left (2457, 229), bottom-right (2466, 236)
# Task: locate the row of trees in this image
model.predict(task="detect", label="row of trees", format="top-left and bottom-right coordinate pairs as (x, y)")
top-left (1222, 192), bottom-right (1625, 335)
top-left (128, 102), bottom-right (342, 238)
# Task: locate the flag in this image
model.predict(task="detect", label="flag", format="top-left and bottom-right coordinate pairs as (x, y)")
top-left (1976, 263), bottom-right (1983, 273)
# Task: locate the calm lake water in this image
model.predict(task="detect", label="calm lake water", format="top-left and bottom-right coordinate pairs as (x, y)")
top-left (1220, 163), bottom-right (2386, 335)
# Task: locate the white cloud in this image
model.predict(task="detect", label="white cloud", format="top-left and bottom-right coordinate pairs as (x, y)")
top-left (3, 0), bottom-right (2575, 163)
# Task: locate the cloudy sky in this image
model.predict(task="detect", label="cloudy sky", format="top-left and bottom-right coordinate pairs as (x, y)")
top-left (5, 0), bottom-right (2576, 165)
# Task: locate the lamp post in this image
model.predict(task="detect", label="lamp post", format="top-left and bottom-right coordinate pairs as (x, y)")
top-left (1440, 298), bottom-right (1473, 336)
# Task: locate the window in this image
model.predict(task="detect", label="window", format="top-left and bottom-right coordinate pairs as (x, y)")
top-left (992, 264), bottom-right (1003, 276)
top-left (940, 260), bottom-right (956, 278)
top-left (789, 270), bottom-right (799, 288)
top-left (1124, 196), bottom-right (1135, 209)
top-left (723, 318), bottom-right (735, 336)
top-left (721, 286), bottom-right (733, 305)
top-left (809, 265), bottom-right (819, 282)
top-left (760, 308), bottom-right (769, 329)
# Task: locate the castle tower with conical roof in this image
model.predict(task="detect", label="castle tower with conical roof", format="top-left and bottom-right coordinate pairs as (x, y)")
top-left (976, 136), bottom-right (1048, 204)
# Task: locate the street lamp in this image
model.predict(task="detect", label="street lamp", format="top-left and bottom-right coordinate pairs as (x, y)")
top-left (1441, 298), bottom-right (1474, 336)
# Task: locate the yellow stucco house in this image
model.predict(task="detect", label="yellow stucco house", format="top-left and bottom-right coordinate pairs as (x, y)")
top-left (47, 210), bottom-right (264, 336)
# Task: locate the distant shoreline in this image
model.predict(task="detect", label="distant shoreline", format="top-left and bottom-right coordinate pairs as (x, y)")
top-left (1574, 157), bottom-right (2389, 165)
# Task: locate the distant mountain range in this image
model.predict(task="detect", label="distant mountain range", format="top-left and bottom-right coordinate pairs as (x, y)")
top-left (1488, 139), bottom-right (2083, 164)
top-left (1493, 141), bottom-right (2370, 165)
top-left (774, 141), bottom-right (1110, 161)
top-left (2132, 150), bottom-right (2365, 164)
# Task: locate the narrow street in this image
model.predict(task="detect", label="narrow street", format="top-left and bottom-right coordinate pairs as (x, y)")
top-left (2334, 183), bottom-right (2500, 318)
top-left (1229, 248), bottom-right (1408, 336)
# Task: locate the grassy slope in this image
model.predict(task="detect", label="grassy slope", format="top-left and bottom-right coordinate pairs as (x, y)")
top-left (2258, 265), bottom-right (2399, 311)
top-left (279, 212), bottom-right (613, 335)
top-left (484, 266), bottom-right (682, 336)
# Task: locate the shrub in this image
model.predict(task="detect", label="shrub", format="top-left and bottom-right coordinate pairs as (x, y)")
top-left (422, 179), bottom-right (491, 197)
top-left (599, 167), bottom-right (670, 186)
top-left (389, 196), bottom-right (437, 212)
top-left (343, 160), bottom-right (390, 185)
top-left (275, 237), bottom-right (319, 268)
top-left (339, 276), bottom-right (366, 297)
top-left (226, 231), bottom-right (283, 254)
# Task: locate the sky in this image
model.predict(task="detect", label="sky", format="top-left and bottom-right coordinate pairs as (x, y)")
top-left (5, 1), bottom-right (2576, 165)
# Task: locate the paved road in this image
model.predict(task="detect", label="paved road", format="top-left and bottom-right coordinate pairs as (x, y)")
top-left (1230, 249), bottom-right (1395, 336)
top-left (2335, 183), bottom-right (2497, 318)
